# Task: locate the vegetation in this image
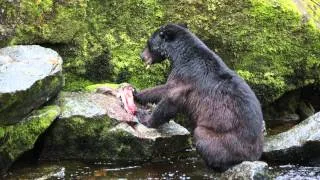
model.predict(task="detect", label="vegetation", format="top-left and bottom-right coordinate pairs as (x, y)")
top-left (0, 106), bottom-right (60, 172)
top-left (1, 0), bottom-right (319, 104)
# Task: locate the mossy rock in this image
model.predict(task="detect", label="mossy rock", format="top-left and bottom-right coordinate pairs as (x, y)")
top-left (0, 45), bottom-right (64, 125)
top-left (85, 83), bottom-right (120, 93)
top-left (1, 0), bottom-right (319, 105)
top-left (263, 112), bottom-right (320, 164)
top-left (40, 92), bottom-right (191, 162)
top-left (0, 105), bottom-right (60, 175)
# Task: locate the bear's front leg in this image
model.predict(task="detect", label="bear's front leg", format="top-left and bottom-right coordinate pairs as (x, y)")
top-left (135, 84), bottom-right (170, 105)
top-left (140, 98), bottom-right (178, 128)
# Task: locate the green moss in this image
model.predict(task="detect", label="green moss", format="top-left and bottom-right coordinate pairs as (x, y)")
top-left (298, 0), bottom-right (320, 25)
top-left (0, 127), bottom-right (4, 139)
top-left (85, 83), bottom-right (120, 92)
top-left (0, 105), bottom-right (60, 173)
top-left (1, 0), bottom-right (168, 89)
top-left (84, 0), bottom-right (168, 89)
top-left (63, 73), bottom-right (95, 91)
top-left (2, 0), bottom-right (320, 104)
top-left (162, 0), bottom-right (320, 104)
top-left (8, 0), bottom-right (87, 44)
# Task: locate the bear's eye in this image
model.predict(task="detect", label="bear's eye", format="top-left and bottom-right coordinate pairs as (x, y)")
top-left (159, 31), bottom-right (164, 38)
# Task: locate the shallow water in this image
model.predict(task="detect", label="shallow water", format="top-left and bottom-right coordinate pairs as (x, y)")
top-left (7, 156), bottom-right (212, 179)
top-left (6, 152), bottom-right (320, 180)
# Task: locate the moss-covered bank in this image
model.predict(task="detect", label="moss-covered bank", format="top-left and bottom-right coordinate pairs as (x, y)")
top-left (0, 105), bottom-right (60, 175)
top-left (1, 0), bottom-right (319, 104)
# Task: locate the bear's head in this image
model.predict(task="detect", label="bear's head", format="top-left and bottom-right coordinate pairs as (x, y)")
top-left (140, 23), bottom-right (187, 66)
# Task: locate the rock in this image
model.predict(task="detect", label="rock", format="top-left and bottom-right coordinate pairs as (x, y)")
top-left (0, 105), bottom-right (60, 175)
top-left (263, 90), bottom-right (302, 122)
top-left (298, 101), bottom-right (315, 121)
top-left (0, 45), bottom-right (63, 125)
top-left (221, 161), bottom-right (269, 180)
top-left (40, 92), bottom-right (191, 161)
top-left (263, 88), bottom-right (316, 124)
top-left (271, 165), bottom-right (320, 179)
top-left (7, 165), bottom-right (65, 180)
top-left (263, 112), bottom-right (320, 164)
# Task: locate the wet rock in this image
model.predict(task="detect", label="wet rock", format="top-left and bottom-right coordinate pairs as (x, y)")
top-left (221, 161), bottom-right (269, 180)
top-left (40, 92), bottom-right (191, 161)
top-left (7, 165), bottom-right (65, 180)
top-left (0, 45), bottom-right (64, 125)
top-left (0, 105), bottom-right (60, 175)
top-left (270, 165), bottom-right (320, 180)
top-left (263, 112), bottom-right (320, 164)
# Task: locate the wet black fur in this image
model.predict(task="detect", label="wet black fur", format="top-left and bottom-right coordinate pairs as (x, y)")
top-left (135, 24), bottom-right (264, 171)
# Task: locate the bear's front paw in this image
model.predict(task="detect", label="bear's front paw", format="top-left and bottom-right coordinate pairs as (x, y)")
top-left (140, 114), bottom-right (153, 128)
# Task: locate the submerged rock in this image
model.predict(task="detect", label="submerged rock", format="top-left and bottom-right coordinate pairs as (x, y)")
top-left (221, 161), bottom-right (269, 180)
top-left (0, 105), bottom-right (60, 175)
top-left (0, 45), bottom-right (63, 125)
top-left (40, 92), bottom-right (191, 161)
top-left (263, 112), bottom-right (320, 164)
top-left (7, 165), bottom-right (65, 180)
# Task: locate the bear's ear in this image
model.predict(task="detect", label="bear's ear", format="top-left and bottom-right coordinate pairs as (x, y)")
top-left (159, 27), bottom-right (176, 41)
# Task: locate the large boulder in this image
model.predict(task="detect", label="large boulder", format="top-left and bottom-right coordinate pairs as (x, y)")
top-left (1, 0), bottom-right (319, 103)
top-left (0, 105), bottom-right (60, 175)
top-left (263, 112), bottom-right (320, 164)
top-left (40, 92), bottom-right (191, 161)
top-left (0, 45), bottom-right (63, 125)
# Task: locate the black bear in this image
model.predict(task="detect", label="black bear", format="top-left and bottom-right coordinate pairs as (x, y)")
top-left (135, 24), bottom-right (264, 171)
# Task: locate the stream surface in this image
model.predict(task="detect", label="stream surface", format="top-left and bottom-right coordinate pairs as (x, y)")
top-left (6, 151), bottom-right (320, 179)
top-left (6, 118), bottom-right (320, 179)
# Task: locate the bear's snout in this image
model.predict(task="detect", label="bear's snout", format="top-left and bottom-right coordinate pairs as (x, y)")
top-left (140, 48), bottom-right (153, 65)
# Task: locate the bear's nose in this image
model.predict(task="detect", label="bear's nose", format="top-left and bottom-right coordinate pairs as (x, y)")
top-left (140, 52), bottom-right (145, 61)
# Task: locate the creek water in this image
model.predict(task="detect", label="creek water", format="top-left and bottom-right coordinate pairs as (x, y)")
top-left (6, 150), bottom-right (320, 179)
top-left (5, 119), bottom-right (320, 179)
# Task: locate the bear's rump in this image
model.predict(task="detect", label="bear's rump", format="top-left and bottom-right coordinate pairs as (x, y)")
top-left (193, 126), bottom-right (262, 168)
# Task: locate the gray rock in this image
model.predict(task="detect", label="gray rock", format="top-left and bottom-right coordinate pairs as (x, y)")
top-left (0, 45), bottom-right (63, 125)
top-left (57, 92), bottom-right (134, 121)
top-left (221, 161), bottom-right (269, 180)
top-left (6, 165), bottom-right (65, 180)
top-left (41, 92), bottom-right (191, 161)
top-left (263, 112), bottom-right (320, 164)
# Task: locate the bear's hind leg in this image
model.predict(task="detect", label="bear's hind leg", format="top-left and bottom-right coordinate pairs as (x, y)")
top-left (194, 126), bottom-right (242, 171)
